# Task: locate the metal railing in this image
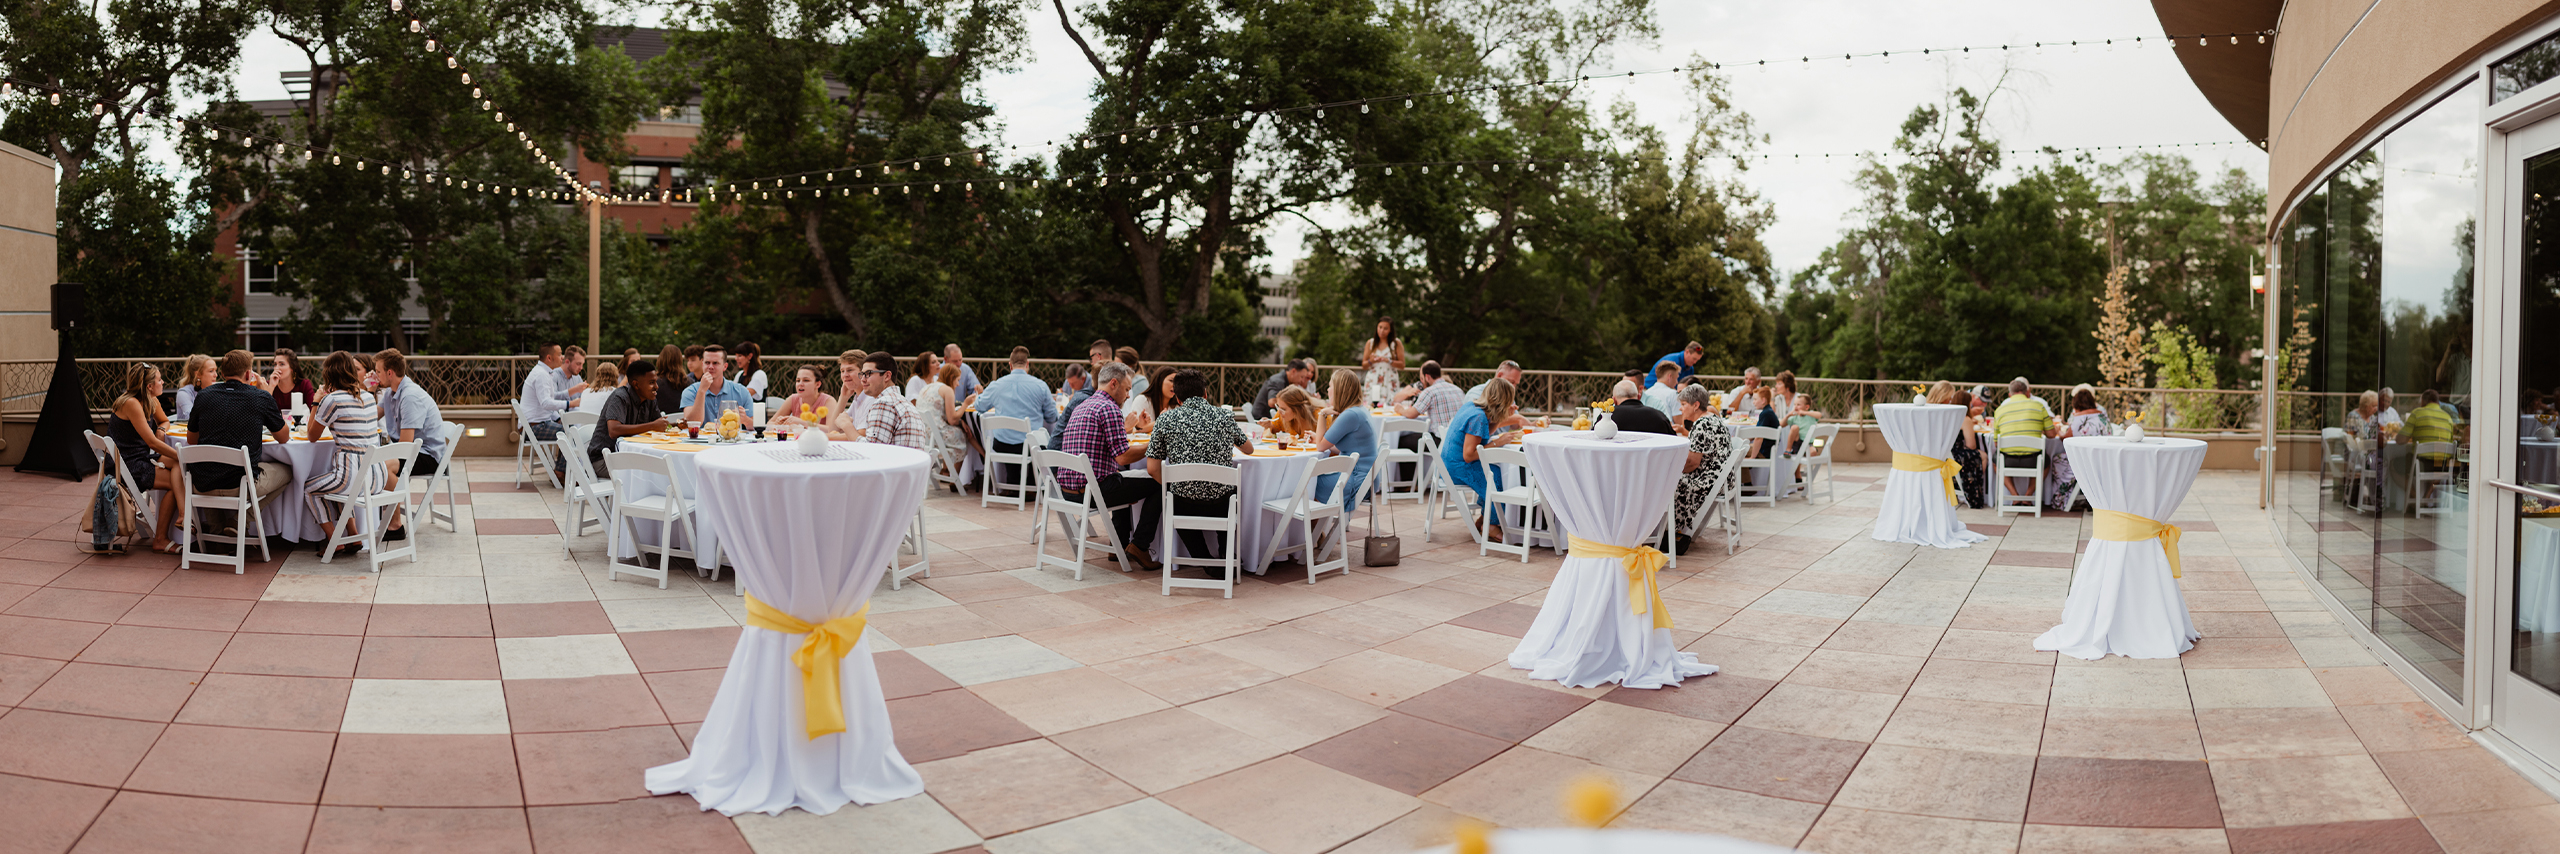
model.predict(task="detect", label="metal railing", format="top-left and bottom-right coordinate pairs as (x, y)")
top-left (6, 353), bottom-right (2284, 436)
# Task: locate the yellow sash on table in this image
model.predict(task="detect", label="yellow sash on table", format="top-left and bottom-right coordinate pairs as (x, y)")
top-left (2093, 509), bottom-right (2185, 578)
top-left (1566, 535), bottom-right (1672, 630)
top-left (1891, 451), bottom-right (1963, 507)
top-left (741, 595), bottom-right (872, 740)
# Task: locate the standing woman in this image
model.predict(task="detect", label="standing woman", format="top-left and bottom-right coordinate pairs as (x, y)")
top-left (173, 354), bottom-right (216, 422)
top-left (269, 348), bottom-right (316, 413)
top-left (1359, 317), bottom-right (1406, 406)
top-left (655, 344), bottom-right (688, 413)
top-left (302, 351), bottom-right (384, 555)
top-left (1670, 384), bottom-right (1737, 554)
top-left (109, 363), bottom-right (184, 553)
top-left (733, 341), bottom-right (769, 399)
top-left (1315, 369), bottom-right (1377, 513)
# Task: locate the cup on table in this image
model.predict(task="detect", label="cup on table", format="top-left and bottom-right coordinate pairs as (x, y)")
top-left (686, 421), bottom-right (701, 439)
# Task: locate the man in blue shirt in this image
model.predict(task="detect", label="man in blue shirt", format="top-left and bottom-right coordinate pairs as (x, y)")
top-left (1651, 341), bottom-right (1704, 388)
top-left (974, 346), bottom-right (1058, 491)
top-left (374, 349), bottom-right (445, 541)
top-left (681, 343), bottom-right (758, 424)
top-left (944, 343), bottom-right (983, 402)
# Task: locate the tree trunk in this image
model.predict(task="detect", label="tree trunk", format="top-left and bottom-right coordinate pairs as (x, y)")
top-left (800, 208), bottom-right (868, 342)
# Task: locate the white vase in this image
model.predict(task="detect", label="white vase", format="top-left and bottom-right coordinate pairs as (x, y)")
top-left (797, 426), bottom-right (831, 456)
top-left (2124, 422), bottom-right (2146, 442)
top-left (2539, 426), bottom-right (2556, 441)
top-left (1912, 393), bottom-right (1928, 404)
top-left (1593, 412), bottom-right (1618, 440)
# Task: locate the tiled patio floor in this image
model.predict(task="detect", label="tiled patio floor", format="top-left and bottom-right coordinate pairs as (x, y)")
top-left (2, 458), bottom-right (2557, 853)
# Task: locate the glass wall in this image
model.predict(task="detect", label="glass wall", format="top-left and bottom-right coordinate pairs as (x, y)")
top-left (2274, 79), bottom-right (2479, 694)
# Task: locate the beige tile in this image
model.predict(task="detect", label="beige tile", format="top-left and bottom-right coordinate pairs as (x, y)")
top-left (1365, 586), bottom-right (1502, 623)
top-left (2016, 825), bottom-right (2226, 854)
top-left (906, 635), bottom-right (1080, 687)
top-left (1615, 779), bottom-right (1821, 849)
top-left (732, 792), bottom-right (981, 854)
top-left (1678, 634), bottom-right (1815, 682)
top-left (1419, 746), bottom-right (1657, 828)
top-left (964, 594), bottom-right (1113, 635)
top-left (915, 739), bottom-right (1143, 838)
top-left (2039, 707), bottom-right (2204, 761)
top-left (260, 574), bottom-right (376, 604)
top-left (493, 633), bottom-right (638, 680)
top-left (1733, 683), bottom-right (1901, 742)
top-left (2186, 668), bottom-right (2331, 709)
top-left (339, 679), bottom-right (508, 735)
top-left (1201, 625), bottom-right (1367, 675)
top-left (1184, 678), bottom-right (1390, 752)
top-left (977, 797), bottom-right (1259, 854)
top-left (2339, 701), bottom-right (2475, 753)
top-left (2196, 707), bottom-right (2364, 760)
top-left (1094, 646), bottom-right (1282, 705)
top-left (1051, 708), bottom-right (1285, 794)
top-left (2210, 755), bottom-right (2413, 828)
top-left (1326, 802), bottom-right (1468, 854)
top-left (2421, 803), bottom-right (2560, 854)
top-left (1157, 756), bottom-right (1420, 854)
top-left (1019, 618), bottom-right (1186, 665)
top-left (969, 667), bottom-right (1172, 735)
top-left (2050, 665), bottom-right (2192, 709)
top-left (1830, 743), bottom-right (2035, 822)
top-left (1876, 696), bottom-right (2046, 756)
top-left (1909, 657), bottom-right (2053, 706)
top-left (1296, 650), bottom-right (1467, 708)
top-left (1521, 701), bottom-right (1724, 777)
top-left (1374, 624), bottom-right (1520, 673)
top-left (2373, 748), bottom-right (2558, 815)
top-left (1784, 648), bottom-right (1926, 694)
top-left (1800, 806), bottom-right (2021, 854)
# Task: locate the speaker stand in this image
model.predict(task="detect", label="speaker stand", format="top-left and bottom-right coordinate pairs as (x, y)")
top-left (16, 342), bottom-right (97, 480)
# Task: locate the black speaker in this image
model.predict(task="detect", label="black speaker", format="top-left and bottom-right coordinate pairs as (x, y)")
top-left (51, 282), bottom-right (82, 330)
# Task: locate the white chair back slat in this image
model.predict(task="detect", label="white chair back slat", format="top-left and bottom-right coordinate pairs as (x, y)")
top-left (601, 450), bottom-right (686, 589)
top-left (1158, 463), bottom-right (1243, 598)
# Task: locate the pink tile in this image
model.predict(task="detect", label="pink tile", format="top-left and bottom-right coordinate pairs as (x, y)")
top-left (175, 673), bottom-right (350, 732)
top-left (887, 688), bottom-right (1041, 763)
top-left (356, 636), bottom-right (501, 680)
top-left (526, 796), bottom-right (751, 854)
top-left (307, 806), bottom-right (534, 854)
top-left (504, 674), bottom-right (669, 733)
top-left (1672, 725), bottom-right (1866, 803)
top-left (237, 601), bottom-right (370, 635)
top-left (0, 771), bottom-right (115, 854)
top-left (126, 723), bottom-right (336, 803)
top-left (516, 726), bottom-right (689, 805)
top-left (616, 627), bottom-right (740, 673)
top-left (148, 567), bottom-right (280, 601)
top-left (321, 733), bottom-right (523, 807)
top-left (71, 790), bottom-right (313, 853)
top-left (643, 668), bottom-right (724, 725)
top-left (72, 624), bottom-right (231, 671)
top-left (1599, 674), bottom-right (1778, 724)
top-left (45, 563), bottom-right (172, 595)
top-left (364, 604), bottom-right (491, 638)
top-left (0, 653), bottom-right (65, 706)
top-left (1299, 713), bottom-right (1510, 796)
top-left (491, 601), bottom-right (617, 639)
top-left (1389, 674), bottom-right (1589, 741)
top-left (116, 595), bottom-right (256, 632)
top-left (0, 709), bottom-right (165, 787)
top-left (212, 632), bottom-right (362, 678)
top-left (2225, 817), bottom-right (2441, 854)
top-left (20, 662), bottom-right (202, 721)
top-left (2026, 756), bottom-right (2223, 828)
top-left (3, 587), bottom-right (141, 623)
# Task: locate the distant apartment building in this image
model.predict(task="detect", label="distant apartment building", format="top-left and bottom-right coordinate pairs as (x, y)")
top-left (1258, 272), bottom-right (1297, 362)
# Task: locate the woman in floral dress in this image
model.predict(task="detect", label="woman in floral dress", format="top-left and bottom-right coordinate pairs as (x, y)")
top-left (1358, 317), bottom-right (1406, 406)
top-left (1672, 385), bottom-right (1739, 554)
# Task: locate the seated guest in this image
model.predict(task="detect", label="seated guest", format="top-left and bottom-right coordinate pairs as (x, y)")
top-left (1116, 347), bottom-right (1147, 398)
top-left (921, 362), bottom-right (981, 484)
top-left (733, 341), bottom-right (770, 399)
top-left (1783, 392), bottom-right (1823, 455)
top-left (944, 343), bottom-right (983, 401)
top-left (680, 343), bottom-right (757, 424)
top-left (1267, 385), bottom-right (1322, 441)
top-left (822, 351), bottom-right (874, 435)
top-left (1087, 339), bottom-right (1116, 375)
top-left (1393, 360), bottom-right (1467, 438)
top-left (173, 354), bottom-right (215, 422)
top-left (520, 344), bottom-right (587, 475)
top-left (1642, 362), bottom-right (1680, 418)
top-left (107, 363), bottom-right (182, 553)
top-left (1315, 369), bottom-right (1377, 513)
top-left (1126, 365), bottom-right (1174, 433)
top-left (2409, 389), bottom-right (2458, 458)
top-left (1466, 360), bottom-right (1523, 405)
top-left (1724, 366), bottom-right (1766, 416)
top-left (1671, 384), bottom-right (1738, 554)
top-left (302, 351), bottom-right (384, 556)
top-left (1147, 370), bottom-right (1256, 569)
top-left (1992, 377), bottom-right (2059, 498)
top-left (1059, 362), bottom-right (1159, 569)
top-left (771, 365), bottom-right (840, 425)
top-left (373, 349), bottom-right (446, 540)
top-left (655, 345), bottom-right (690, 413)
top-left (591, 360), bottom-right (667, 475)
top-left (1442, 376), bottom-right (1526, 542)
top-left (1062, 363), bottom-right (1093, 423)
top-left (1608, 380), bottom-right (1676, 435)
top-left (972, 346), bottom-right (1059, 488)
top-left (189, 351), bottom-right (295, 520)
top-left (2046, 388), bottom-right (2107, 510)
top-left (906, 352), bottom-right (938, 403)
top-left (1952, 390), bottom-right (1988, 509)
top-left (848, 353), bottom-right (928, 449)
top-left (269, 347), bottom-right (316, 413)
top-left (577, 362), bottom-right (620, 412)
top-left (1253, 359), bottom-right (1316, 420)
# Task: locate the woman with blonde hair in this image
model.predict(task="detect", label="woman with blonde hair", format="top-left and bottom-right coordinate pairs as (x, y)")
top-left (1925, 379), bottom-right (1958, 405)
top-left (1268, 385), bottom-right (1322, 442)
top-left (1315, 369), bottom-right (1377, 512)
top-left (109, 362), bottom-right (183, 552)
top-left (578, 362), bottom-right (622, 412)
top-left (173, 354), bottom-right (216, 421)
top-left (1440, 375), bottom-right (1525, 541)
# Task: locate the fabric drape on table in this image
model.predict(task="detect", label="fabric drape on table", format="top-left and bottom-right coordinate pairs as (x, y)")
top-left (645, 444), bottom-right (930, 816)
top-left (2035, 437), bottom-right (2207, 660)
top-left (1871, 404), bottom-right (1986, 548)
top-left (1509, 432), bottom-right (1718, 689)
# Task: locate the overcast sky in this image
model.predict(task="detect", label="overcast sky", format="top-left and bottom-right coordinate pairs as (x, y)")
top-left (224, 0), bottom-right (2264, 281)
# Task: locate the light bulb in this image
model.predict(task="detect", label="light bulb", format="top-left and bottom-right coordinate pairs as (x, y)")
top-left (1361, 103), bottom-right (1369, 113)
top-left (902, 185), bottom-right (909, 194)
top-left (2259, 34), bottom-right (2267, 44)
top-left (871, 187), bottom-right (878, 195)
top-left (391, 0), bottom-right (401, 9)
top-left (409, 19), bottom-right (420, 33)
top-left (1316, 109), bottom-right (1323, 118)
top-left (461, 73), bottom-right (470, 84)
top-left (1492, 163), bottom-right (1501, 172)
top-left (50, 92), bottom-right (60, 105)
top-left (944, 156), bottom-right (952, 165)
top-left (357, 160), bottom-right (366, 170)
top-left (472, 87), bottom-right (481, 98)
top-left (824, 173), bottom-right (833, 181)
top-left (1189, 124), bottom-right (1198, 134)
top-left (446, 56), bottom-right (457, 69)
top-left (332, 155), bottom-right (341, 165)
top-left (425, 39), bottom-right (436, 51)
top-left (1385, 167), bottom-right (1392, 175)
top-left (933, 183), bottom-right (941, 192)
top-left (91, 102), bottom-right (101, 115)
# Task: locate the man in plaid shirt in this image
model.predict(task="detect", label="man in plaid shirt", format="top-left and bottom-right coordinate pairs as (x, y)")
top-left (854, 353), bottom-right (928, 450)
top-left (1060, 362), bottom-right (1158, 569)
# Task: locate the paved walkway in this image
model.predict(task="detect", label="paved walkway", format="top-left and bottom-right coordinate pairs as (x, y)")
top-left (0, 458), bottom-right (2554, 853)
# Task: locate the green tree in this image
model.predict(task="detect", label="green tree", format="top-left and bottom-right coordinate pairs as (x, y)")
top-left (2095, 152), bottom-right (2265, 383)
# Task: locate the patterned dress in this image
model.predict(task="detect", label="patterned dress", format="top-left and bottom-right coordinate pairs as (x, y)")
top-left (1359, 339), bottom-right (1404, 405)
top-left (1951, 431), bottom-right (1988, 510)
top-left (304, 390), bottom-right (384, 530)
top-left (1673, 418), bottom-right (1739, 533)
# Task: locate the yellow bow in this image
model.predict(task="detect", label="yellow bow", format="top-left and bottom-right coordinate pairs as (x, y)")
top-left (2092, 509), bottom-right (2185, 578)
top-left (1891, 451), bottom-right (1963, 507)
top-left (1567, 535), bottom-right (1672, 630)
top-left (742, 595), bottom-right (872, 740)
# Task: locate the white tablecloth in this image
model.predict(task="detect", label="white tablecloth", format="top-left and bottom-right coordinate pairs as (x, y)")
top-left (613, 439), bottom-right (728, 570)
top-left (646, 443), bottom-right (931, 816)
top-left (2521, 518), bottom-right (2560, 633)
top-left (170, 436), bottom-right (337, 543)
top-left (1870, 404), bottom-right (1985, 548)
top-left (2035, 437), bottom-right (2207, 660)
top-left (2522, 440), bottom-right (2560, 485)
top-left (1127, 449), bottom-right (1321, 572)
top-left (1508, 432), bottom-right (1717, 689)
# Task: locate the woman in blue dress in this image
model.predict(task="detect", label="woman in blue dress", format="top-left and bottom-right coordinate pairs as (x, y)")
top-left (1438, 376), bottom-right (1524, 541)
top-left (1315, 370), bottom-right (1376, 513)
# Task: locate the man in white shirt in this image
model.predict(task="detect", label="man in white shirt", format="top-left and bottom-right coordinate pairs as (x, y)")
top-left (519, 344), bottom-right (588, 468)
top-left (1465, 360), bottom-right (1524, 405)
top-left (2376, 387), bottom-right (2405, 428)
top-left (1725, 366), bottom-right (1767, 416)
top-left (1642, 362), bottom-right (1680, 418)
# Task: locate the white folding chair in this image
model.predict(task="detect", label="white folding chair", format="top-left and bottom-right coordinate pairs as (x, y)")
top-left (414, 421), bottom-right (466, 531)
top-left (2320, 427), bottom-right (2350, 483)
top-left (563, 410), bottom-right (599, 428)
top-left (926, 422), bottom-right (968, 493)
top-left (1159, 463), bottom-right (1243, 598)
top-left (1733, 426), bottom-right (1782, 506)
top-left (1420, 432), bottom-right (1474, 542)
top-left (1256, 453), bottom-right (1360, 582)
top-left (82, 432), bottom-right (166, 555)
top-left (1476, 446), bottom-right (1552, 562)
top-left (2414, 441), bottom-right (2458, 517)
top-left (556, 430), bottom-right (615, 554)
top-left (1374, 418), bottom-right (1432, 506)
top-left (171, 443), bottom-right (269, 572)
top-left (1993, 436), bottom-right (2047, 518)
top-left (318, 441), bottom-right (421, 572)
top-left (602, 450), bottom-right (693, 589)
top-left (1030, 450), bottom-right (1144, 581)
top-left (512, 400), bottom-right (563, 488)
top-left (889, 483), bottom-right (933, 590)
top-left (980, 415), bottom-right (1039, 509)
top-left (1795, 423), bottom-right (1839, 503)
top-left (2344, 434), bottom-right (2379, 514)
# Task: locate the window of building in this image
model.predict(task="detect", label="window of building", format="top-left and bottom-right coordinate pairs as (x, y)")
top-left (242, 248), bottom-right (284, 295)
top-left (667, 166), bottom-right (707, 194)
top-left (2496, 32), bottom-right (2560, 102)
top-left (616, 164), bottom-right (664, 195)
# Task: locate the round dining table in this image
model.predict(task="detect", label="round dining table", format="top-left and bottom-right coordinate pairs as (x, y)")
top-left (1870, 403), bottom-right (1986, 548)
top-left (167, 430), bottom-right (340, 543)
top-left (612, 435), bottom-right (730, 572)
top-left (1507, 431), bottom-right (1717, 689)
top-left (1116, 440), bottom-right (1326, 575)
top-left (645, 442), bottom-right (932, 816)
top-left (2034, 436), bottom-right (2208, 660)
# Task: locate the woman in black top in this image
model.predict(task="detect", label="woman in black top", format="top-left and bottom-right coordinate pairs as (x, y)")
top-left (109, 363), bottom-right (184, 552)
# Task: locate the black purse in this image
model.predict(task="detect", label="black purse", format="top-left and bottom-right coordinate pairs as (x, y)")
top-left (1362, 474), bottom-right (1401, 566)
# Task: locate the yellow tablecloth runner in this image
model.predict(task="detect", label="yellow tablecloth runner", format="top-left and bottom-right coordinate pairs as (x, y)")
top-left (1891, 451), bottom-right (1963, 506)
top-left (741, 595), bottom-right (873, 740)
top-left (1566, 535), bottom-right (1672, 630)
top-left (2092, 509), bottom-right (2185, 578)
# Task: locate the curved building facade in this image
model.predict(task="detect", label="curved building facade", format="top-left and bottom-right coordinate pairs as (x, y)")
top-left (2164, 0), bottom-right (2560, 788)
